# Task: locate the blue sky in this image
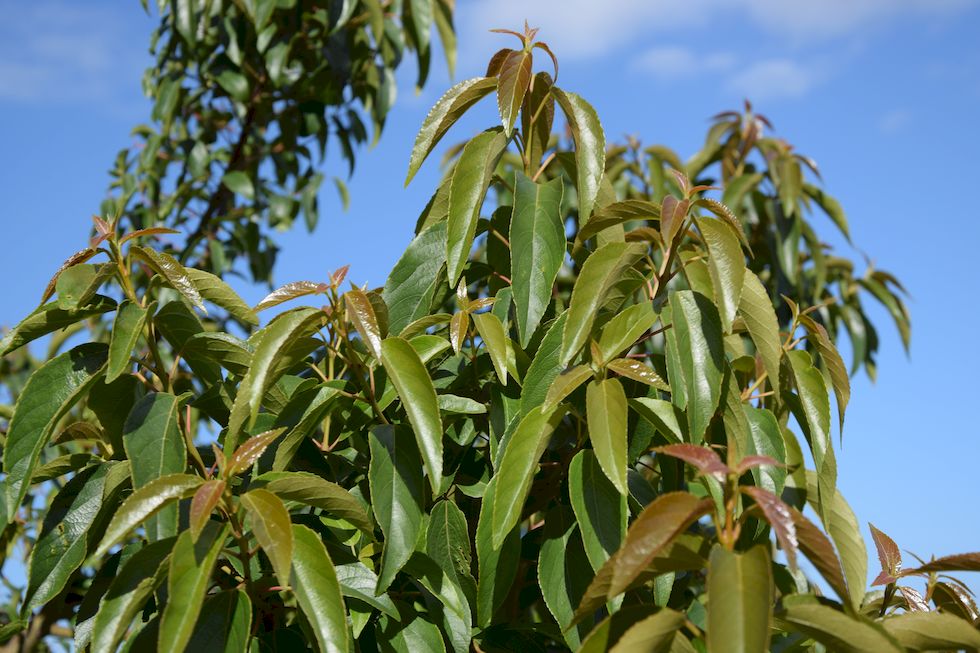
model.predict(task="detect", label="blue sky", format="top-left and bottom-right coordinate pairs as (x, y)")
top-left (1, 0), bottom-right (979, 584)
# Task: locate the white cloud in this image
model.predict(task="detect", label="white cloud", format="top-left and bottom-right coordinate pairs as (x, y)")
top-left (726, 58), bottom-right (817, 100)
top-left (633, 47), bottom-right (735, 79)
top-left (878, 109), bottom-right (913, 133)
top-left (457, 0), bottom-right (978, 66)
top-left (0, 1), bottom-right (145, 103)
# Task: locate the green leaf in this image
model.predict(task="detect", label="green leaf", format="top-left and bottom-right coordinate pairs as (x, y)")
top-left (706, 545), bottom-right (772, 653)
top-left (380, 337), bottom-right (443, 492)
top-left (543, 364), bottom-right (592, 411)
top-left (595, 301), bottom-right (659, 363)
top-left (552, 87), bottom-right (605, 220)
top-left (24, 464), bottom-right (115, 613)
top-left (91, 538), bottom-right (174, 653)
top-left (539, 508), bottom-right (593, 649)
top-left (335, 562), bottom-right (399, 618)
top-left (226, 307), bottom-right (323, 448)
top-left (185, 268), bottom-right (259, 326)
top-left (561, 242), bottom-right (645, 365)
top-left (510, 172), bottom-right (565, 346)
top-left (106, 300), bottom-right (149, 382)
top-left (491, 404), bottom-right (564, 547)
top-left (426, 499), bottom-right (476, 613)
top-left (254, 471), bottom-right (373, 536)
top-left (346, 286), bottom-right (384, 360)
top-left (742, 406), bottom-right (786, 496)
top-left (569, 450), bottom-right (626, 572)
top-left (881, 611), bottom-right (980, 650)
top-left (437, 394), bottom-right (486, 414)
top-left (804, 472), bottom-right (866, 609)
top-left (776, 600), bottom-right (902, 653)
top-left (668, 290), bottom-right (725, 442)
top-left (406, 77), bottom-right (498, 185)
top-left (579, 200), bottom-right (661, 243)
top-left (520, 312), bottom-right (568, 415)
top-left (859, 277), bottom-right (911, 352)
top-left (93, 473), bottom-right (203, 558)
top-left (496, 50), bottom-right (532, 136)
top-left (800, 314), bottom-right (850, 434)
top-left (221, 171), bottom-right (254, 199)
top-left (630, 397), bottom-right (684, 444)
top-left (55, 263), bottom-right (114, 310)
top-left (0, 295), bottom-right (115, 357)
top-left (185, 589), bottom-right (252, 653)
top-left (586, 608), bottom-right (685, 653)
top-left (123, 392), bottom-right (188, 541)
top-left (475, 476), bottom-right (520, 627)
top-left (787, 350), bottom-right (836, 517)
top-left (695, 217), bottom-right (745, 332)
top-left (131, 246), bottom-right (204, 312)
top-left (737, 271), bottom-right (781, 392)
top-left (384, 221), bottom-right (448, 335)
top-left (3, 343), bottom-right (107, 522)
top-left (472, 311), bottom-right (510, 385)
top-left (159, 522), bottom-right (228, 653)
top-left (803, 183), bottom-right (850, 240)
top-left (369, 425), bottom-right (425, 593)
top-left (446, 128), bottom-right (509, 286)
top-left (241, 489), bottom-right (293, 586)
top-left (607, 358), bottom-right (669, 390)
top-left (376, 614), bottom-right (447, 653)
top-left (290, 523), bottom-right (349, 653)
top-left (586, 378), bottom-right (629, 494)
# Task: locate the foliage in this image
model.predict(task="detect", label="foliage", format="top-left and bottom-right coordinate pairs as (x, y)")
top-left (1, 18), bottom-right (977, 653)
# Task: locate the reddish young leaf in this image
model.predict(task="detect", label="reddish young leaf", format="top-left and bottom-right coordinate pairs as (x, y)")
top-left (898, 585), bottom-right (929, 612)
top-left (869, 522), bottom-right (902, 584)
top-left (742, 486), bottom-right (798, 571)
top-left (226, 428), bottom-right (286, 478)
top-left (254, 281), bottom-right (328, 312)
top-left (734, 455), bottom-right (784, 475)
top-left (660, 196), bottom-right (689, 245)
top-left (789, 507), bottom-right (851, 605)
top-left (496, 49), bottom-right (533, 136)
top-left (904, 552), bottom-right (980, 575)
top-left (189, 479), bottom-right (226, 540)
top-left (40, 248), bottom-right (98, 304)
top-left (655, 444), bottom-right (730, 481)
top-left (345, 286), bottom-right (383, 360)
top-left (572, 492), bottom-right (713, 623)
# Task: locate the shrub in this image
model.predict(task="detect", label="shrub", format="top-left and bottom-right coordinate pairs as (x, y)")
top-left (1, 19), bottom-right (976, 653)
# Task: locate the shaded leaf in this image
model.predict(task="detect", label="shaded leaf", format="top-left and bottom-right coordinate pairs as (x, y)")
top-left (290, 523), bottom-right (350, 653)
top-left (569, 450), bottom-right (627, 571)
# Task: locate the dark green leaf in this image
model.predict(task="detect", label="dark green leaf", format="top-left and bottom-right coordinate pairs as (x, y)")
top-left (369, 425), bottom-right (425, 593)
top-left (159, 522), bottom-right (228, 653)
top-left (0, 295), bottom-right (115, 357)
top-left (668, 290), bottom-right (724, 442)
top-left (123, 392), bottom-right (187, 541)
top-left (737, 270), bottom-right (781, 392)
top-left (384, 221), bottom-right (448, 335)
top-left (290, 523), bottom-right (349, 653)
top-left (561, 242), bottom-right (645, 365)
top-left (186, 268), bottom-right (258, 326)
top-left (569, 450), bottom-right (627, 571)
top-left (254, 471), bottom-right (373, 536)
top-left (510, 173), bottom-right (565, 346)
top-left (406, 77), bottom-right (498, 185)
top-left (3, 343), bottom-right (108, 522)
top-left (106, 300), bottom-right (149, 382)
top-left (552, 87), bottom-right (605, 220)
top-left (586, 378), bottom-right (629, 494)
top-left (446, 128), bottom-right (509, 286)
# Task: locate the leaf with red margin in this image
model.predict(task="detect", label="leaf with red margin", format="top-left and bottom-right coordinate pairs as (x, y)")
top-left (742, 486), bottom-right (798, 571)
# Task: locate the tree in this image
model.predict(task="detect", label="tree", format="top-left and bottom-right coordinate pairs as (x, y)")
top-left (2, 16), bottom-right (978, 653)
